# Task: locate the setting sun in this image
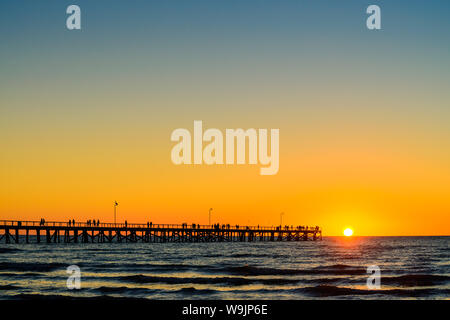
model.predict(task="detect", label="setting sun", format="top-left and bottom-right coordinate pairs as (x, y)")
top-left (344, 228), bottom-right (354, 237)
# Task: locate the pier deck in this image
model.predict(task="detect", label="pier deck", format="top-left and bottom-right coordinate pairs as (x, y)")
top-left (0, 220), bottom-right (322, 244)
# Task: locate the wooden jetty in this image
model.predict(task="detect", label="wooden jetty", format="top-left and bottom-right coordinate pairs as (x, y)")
top-left (0, 220), bottom-right (322, 244)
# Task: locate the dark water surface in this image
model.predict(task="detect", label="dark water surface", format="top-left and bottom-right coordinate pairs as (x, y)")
top-left (0, 236), bottom-right (448, 299)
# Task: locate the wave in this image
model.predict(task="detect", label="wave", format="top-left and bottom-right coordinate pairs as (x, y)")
top-left (10, 293), bottom-right (146, 300)
top-left (93, 285), bottom-right (222, 296)
top-left (312, 264), bottom-right (368, 275)
top-left (8, 285), bottom-right (450, 300)
top-left (0, 284), bottom-right (20, 290)
top-left (0, 272), bottom-right (43, 278)
top-left (85, 262), bottom-right (213, 273)
top-left (382, 274), bottom-right (450, 287)
top-left (0, 261), bottom-right (375, 277)
top-left (174, 287), bottom-right (219, 295)
top-left (0, 248), bottom-right (22, 254)
top-left (117, 274), bottom-right (301, 286)
top-left (202, 253), bottom-right (284, 259)
top-left (0, 261), bottom-right (367, 277)
top-left (0, 262), bottom-right (67, 272)
top-left (229, 253), bottom-right (287, 259)
top-left (91, 286), bottom-right (153, 295)
top-left (294, 285), bottom-right (450, 297)
top-left (221, 264), bottom-right (367, 276)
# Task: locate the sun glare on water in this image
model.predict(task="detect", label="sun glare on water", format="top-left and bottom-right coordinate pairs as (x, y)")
top-left (344, 228), bottom-right (353, 237)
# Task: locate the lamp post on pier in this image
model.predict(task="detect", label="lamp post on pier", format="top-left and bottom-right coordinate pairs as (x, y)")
top-left (114, 201), bottom-right (118, 224)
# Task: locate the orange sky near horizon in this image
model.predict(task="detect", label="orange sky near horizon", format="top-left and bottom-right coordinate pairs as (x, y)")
top-left (1, 109), bottom-right (450, 236)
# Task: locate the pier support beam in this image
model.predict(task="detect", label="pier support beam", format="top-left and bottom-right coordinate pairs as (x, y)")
top-left (5, 228), bottom-right (10, 244)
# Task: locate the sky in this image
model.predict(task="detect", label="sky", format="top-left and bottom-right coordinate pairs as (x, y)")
top-left (1, 0), bottom-right (449, 235)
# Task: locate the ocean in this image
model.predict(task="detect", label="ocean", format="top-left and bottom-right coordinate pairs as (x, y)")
top-left (0, 236), bottom-right (448, 300)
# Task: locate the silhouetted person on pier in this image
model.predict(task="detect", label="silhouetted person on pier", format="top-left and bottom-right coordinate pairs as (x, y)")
top-left (68, 220), bottom-right (71, 226)
top-left (97, 219), bottom-right (100, 226)
top-left (150, 222), bottom-right (152, 227)
top-left (147, 222), bottom-right (149, 228)
top-left (72, 219), bottom-right (75, 226)
top-left (125, 220), bottom-right (127, 228)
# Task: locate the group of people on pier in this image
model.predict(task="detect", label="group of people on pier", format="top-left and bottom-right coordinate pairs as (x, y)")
top-left (276, 225), bottom-right (320, 231)
top-left (86, 219), bottom-right (100, 226)
top-left (66, 219), bottom-right (100, 227)
top-left (34, 219), bottom-right (319, 232)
